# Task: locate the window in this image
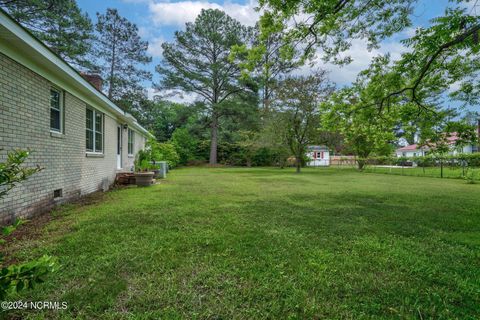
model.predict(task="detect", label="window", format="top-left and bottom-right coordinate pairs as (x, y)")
top-left (53, 189), bottom-right (63, 198)
top-left (128, 129), bottom-right (134, 155)
top-left (316, 152), bottom-right (324, 159)
top-left (86, 107), bottom-right (103, 153)
top-left (50, 88), bottom-right (63, 132)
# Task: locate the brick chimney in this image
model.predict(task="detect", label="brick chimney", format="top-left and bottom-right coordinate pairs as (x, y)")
top-left (80, 73), bottom-right (103, 91)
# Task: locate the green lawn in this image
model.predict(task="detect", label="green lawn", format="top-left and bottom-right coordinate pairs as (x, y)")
top-left (5, 167), bottom-right (480, 319)
top-left (362, 165), bottom-right (480, 180)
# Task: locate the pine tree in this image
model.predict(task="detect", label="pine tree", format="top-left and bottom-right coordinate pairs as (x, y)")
top-left (94, 8), bottom-right (152, 101)
top-left (1, 0), bottom-right (95, 71)
top-left (157, 9), bottom-right (253, 165)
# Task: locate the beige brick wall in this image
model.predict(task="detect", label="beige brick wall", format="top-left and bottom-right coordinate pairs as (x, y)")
top-left (0, 53), bottom-right (146, 223)
top-left (120, 126), bottom-right (146, 172)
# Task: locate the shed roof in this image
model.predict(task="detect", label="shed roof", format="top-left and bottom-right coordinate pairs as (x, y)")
top-left (307, 145), bottom-right (329, 151)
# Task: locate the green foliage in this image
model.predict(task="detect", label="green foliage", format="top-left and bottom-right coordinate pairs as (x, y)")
top-left (0, 232), bottom-right (57, 300)
top-left (232, 23), bottom-right (301, 112)
top-left (357, 154), bottom-right (480, 183)
top-left (133, 149), bottom-right (150, 172)
top-left (255, 0), bottom-right (480, 117)
top-left (272, 71), bottom-right (335, 173)
top-left (191, 139), bottom-right (290, 167)
top-left (396, 7), bottom-right (480, 108)
top-left (257, 0), bottom-right (416, 64)
top-left (156, 9), bottom-right (255, 164)
top-left (133, 148), bottom-right (168, 172)
top-left (134, 100), bottom-right (203, 142)
top-left (1, 0), bottom-right (96, 70)
top-left (171, 128), bottom-right (198, 165)
top-left (465, 169), bottom-right (477, 184)
top-left (7, 168), bottom-right (480, 318)
top-left (94, 8), bottom-right (152, 100)
top-left (0, 150), bottom-right (56, 300)
top-left (1, 219), bottom-right (24, 239)
top-left (134, 157), bottom-right (153, 173)
top-left (322, 59), bottom-right (405, 169)
top-left (0, 149), bottom-right (42, 199)
top-left (148, 140), bottom-right (180, 168)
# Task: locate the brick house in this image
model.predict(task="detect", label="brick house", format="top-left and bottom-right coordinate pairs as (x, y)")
top-left (0, 10), bottom-right (153, 222)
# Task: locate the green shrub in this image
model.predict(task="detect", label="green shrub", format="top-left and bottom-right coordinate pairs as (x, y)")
top-left (0, 149), bottom-right (42, 198)
top-left (0, 220), bottom-right (57, 300)
top-left (134, 149), bottom-right (155, 172)
top-left (252, 147), bottom-right (276, 166)
top-left (0, 149), bottom-right (56, 299)
top-left (149, 140), bottom-right (180, 168)
top-left (171, 128), bottom-right (198, 165)
top-left (465, 169), bottom-right (477, 184)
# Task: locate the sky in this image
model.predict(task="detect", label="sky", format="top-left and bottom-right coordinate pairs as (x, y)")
top-left (76, 0), bottom-right (467, 102)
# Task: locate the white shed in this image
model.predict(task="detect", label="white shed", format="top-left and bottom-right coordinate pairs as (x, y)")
top-left (306, 145), bottom-right (330, 167)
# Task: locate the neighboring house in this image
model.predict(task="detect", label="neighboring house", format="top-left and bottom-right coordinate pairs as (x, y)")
top-left (395, 131), bottom-right (479, 158)
top-left (306, 146), bottom-right (330, 167)
top-left (395, 144), bottom-right (429, 158)
top-left (0, 9), bottom-right (153, 223)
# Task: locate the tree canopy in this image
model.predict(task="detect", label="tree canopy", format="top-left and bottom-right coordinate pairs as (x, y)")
top-left (157, 9), bottom-right (256, 164)
top-left (94, 8), bottom-right (152, 101)
top-left (1, 0), bottom-right (95, 70)
top-left (2, 0), bottom-right (478, 170)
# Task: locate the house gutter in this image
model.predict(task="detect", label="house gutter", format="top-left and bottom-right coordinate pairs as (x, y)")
top-left (0, 8), bottom-right (154, 139)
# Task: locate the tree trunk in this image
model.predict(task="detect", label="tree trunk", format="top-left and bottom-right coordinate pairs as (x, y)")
top-left (440, 159), bottom-right (443, 178)
top-left (108, 32), bottom-right (117, 99)
top-left (295, 156), bottom-right (301, 173)
top-left (209, 116), bottom-right (218, 165)
top-left (357, 160), bottom-right (366, 170)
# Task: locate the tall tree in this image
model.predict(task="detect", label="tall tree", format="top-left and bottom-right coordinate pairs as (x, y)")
top-left (257, 1), bottom-right (480, 113)
top-left (94, 8), bottom-right (152, 101)
top-left (322, 88), bottom-right (397, 170)
top-left (258, 0), bottom-right (416, 63)
top-left (1, 0), bottom-right (95, 70)
top-left (233, 22), bottom-right (301, 112)
top-left (272, 70), bottom-right (334, 173)
top-left (157, 9), bottom-right (253, 165)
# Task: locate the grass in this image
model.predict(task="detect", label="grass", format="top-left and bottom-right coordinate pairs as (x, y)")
top-left (362, 165), bottom-right (480, 181)
top-left (4, 167), bottom-right (480, 319)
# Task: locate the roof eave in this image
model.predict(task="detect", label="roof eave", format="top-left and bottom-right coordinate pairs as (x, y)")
top-left (0, 8), bottom-right (154, 139)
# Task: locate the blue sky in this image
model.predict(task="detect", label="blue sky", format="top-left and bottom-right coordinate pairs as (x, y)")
top-left (77, 0), bottom-right (466, 100)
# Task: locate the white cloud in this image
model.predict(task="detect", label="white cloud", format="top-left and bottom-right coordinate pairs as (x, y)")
top-left (148, 0), bottom-right (260, 27)
top-left (295, 39), bottom-right (408, 85)
top-left (400, 27), bottom-right (417, 38)
top-left (147, 87), bottom-right (200, 103)
top-left (138, 26), bottom-right (151, 38)
top-left (461, 0), bottom-right (479, 11)
top-left (148, 37), bottom-right (165, 58)
top-left (121, 0), bottom-right (151, 4)
top-left (330, 40), bottom-right (407, 84)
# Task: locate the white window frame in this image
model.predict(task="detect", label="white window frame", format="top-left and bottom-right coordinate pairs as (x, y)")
top-left (128, 129), bottom-right (135, 155)
top-left (86, 107), bottom-right (104, 154)
top-left (50, 87), bottom-right (64, 133)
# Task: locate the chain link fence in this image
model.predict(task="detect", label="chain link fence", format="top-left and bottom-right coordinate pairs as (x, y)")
top-left (339, 154), bottom-right (480, 182)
